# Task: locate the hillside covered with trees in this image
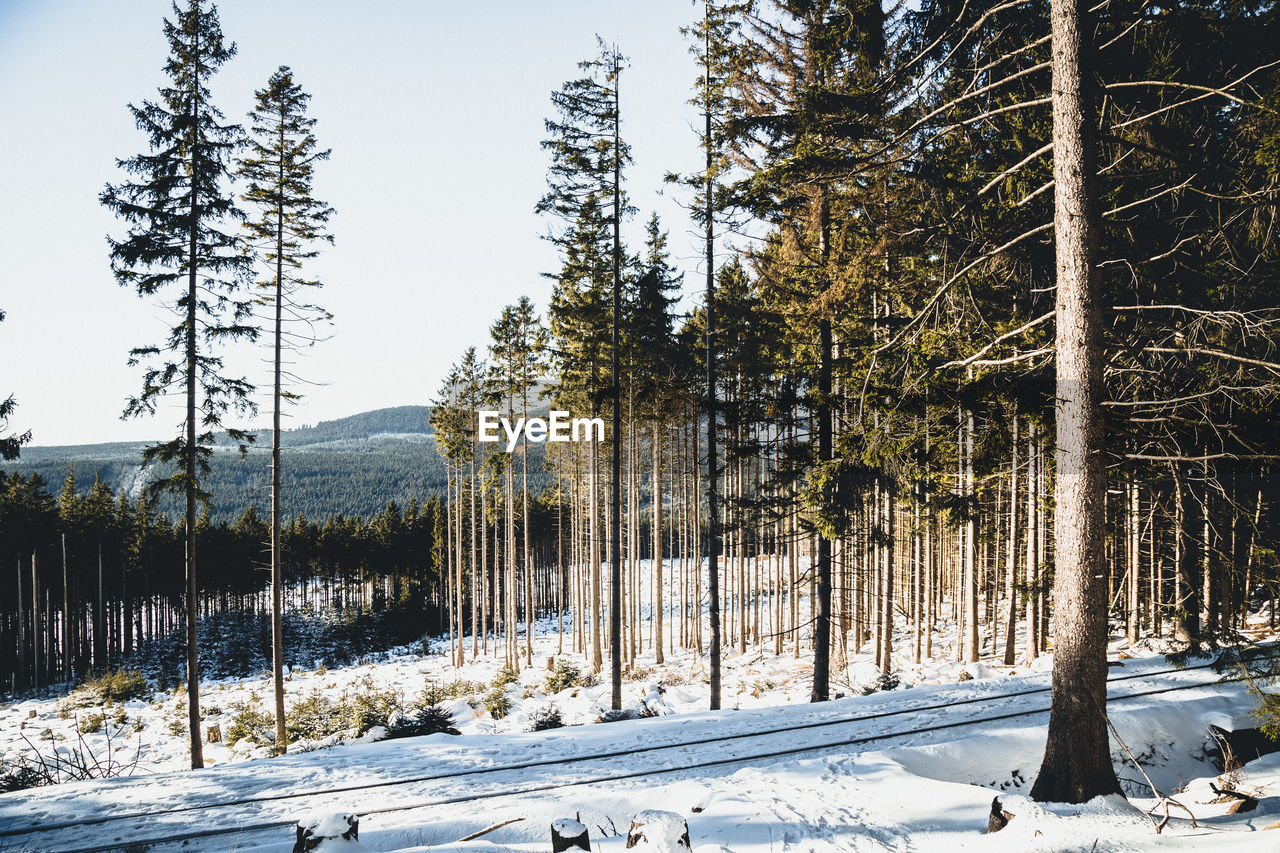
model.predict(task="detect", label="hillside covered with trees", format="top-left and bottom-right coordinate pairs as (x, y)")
top-left (3, 407), bottom-right (461, 520)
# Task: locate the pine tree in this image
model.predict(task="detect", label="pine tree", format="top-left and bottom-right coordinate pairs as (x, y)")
top-left (488, 297), bottom-right (547, 667)
top-left (538, 39), bottom-right (632, 708)
top-left (673, 0), bottom-right (746, 709)
top-left (629, 214), bottom-right (681, 666)
top-left (237, 64), bottom-right (334, 754)
top-left (99, 0), bottom-right (254, 770)
top-left (546, 200), bottom-right (612, 675)
top-left (726, 0), bottom-right (889, 702)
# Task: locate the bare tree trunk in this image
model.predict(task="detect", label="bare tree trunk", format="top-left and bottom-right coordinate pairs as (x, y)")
top-left (1003, 417), bottom-right (1019, 665)
top-left (270, 151), bottom-right (287, 752)
top-left (606, 55), bottom-right (624, 710)
top-left (964, 404), bottom-right (978, 662)
top-left (880, 481), bottom-right (894, 673)
top-left (590, 440), bottom-right (603, 673)
top-left (1172, 464), bottom-right (1200, 648)
top-left (1031, 0), bottom-right (1121, 801)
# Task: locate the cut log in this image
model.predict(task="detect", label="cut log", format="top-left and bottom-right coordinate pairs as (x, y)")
top-left (987, 797), bottom-right (1015, 833)
top-left (552, 818), bottom-right (590, 852)
top-left (626, 810), bottom-right (691, 853)
top-left (1209, 783), bottom-right (1258, 814)
top-left (205, 723), bottom-right (222, 744)
top-left (293, 812), bottom-right (361, 852)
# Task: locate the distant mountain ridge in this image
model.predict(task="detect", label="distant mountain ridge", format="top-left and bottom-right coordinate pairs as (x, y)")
top-left (4, 406), bottom-right (454, 521)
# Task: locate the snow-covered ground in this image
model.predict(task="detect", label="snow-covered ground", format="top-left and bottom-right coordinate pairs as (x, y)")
top-left (0, 652), bottom-right (1277, 852)
top-left (2, 584), bottom-right (1279, 852)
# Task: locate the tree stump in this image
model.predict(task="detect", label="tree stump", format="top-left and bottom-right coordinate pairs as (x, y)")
top-left (987, 797), bottom-right (1014, 833)
top-left (293, 813), bottom-right (360, 852)
top-left (205, 723), bottom-right (222, 744)
top-left (626, 810), bottom-right (691, 853)
top-left (552, 818), bottom-right (590, 852)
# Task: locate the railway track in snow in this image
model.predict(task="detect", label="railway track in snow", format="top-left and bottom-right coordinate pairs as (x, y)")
top-left (0, 657), bottom-right (1253, 853)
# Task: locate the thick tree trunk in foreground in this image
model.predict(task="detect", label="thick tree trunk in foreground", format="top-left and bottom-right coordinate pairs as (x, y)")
top-left (1031, 0), bottom-right (1121, 804)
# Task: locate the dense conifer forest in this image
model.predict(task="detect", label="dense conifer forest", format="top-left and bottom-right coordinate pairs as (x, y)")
top-left (3, 0), bottom-right (1279, 802)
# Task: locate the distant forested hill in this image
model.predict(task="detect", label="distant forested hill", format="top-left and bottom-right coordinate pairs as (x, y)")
top-left (3, 406), bottom-right (471, 520)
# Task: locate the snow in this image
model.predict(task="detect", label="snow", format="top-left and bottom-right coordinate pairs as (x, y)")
top-left (551, 817), bottom-right (587, 837)
top-left (301, 811), bottom-right (360, 838)
top-left (627, 810), bottom-right (691, 853)
top-left (2, 566), bottom-right (1279, 852)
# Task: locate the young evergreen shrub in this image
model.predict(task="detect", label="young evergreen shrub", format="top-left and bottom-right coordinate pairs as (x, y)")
top-left (0, 754), bottom-right (46, 793)
top-left (226, 702), bottom-right (275, 746)
top-left (544, 659), bottom-right (585, 693)
top-left (483, 685), bottom-right (513, 720)
top-left (529, 704), bottom-right (564, 731)
top-left (388, 704), bottom-right (460, 738)
top-left (338, 677), bottom-right (404, 733)
top-left (873, 671), bottom-right (900, 692)
top-left (492, 663), bottom-right (519, 690)
top-left (78, 713), bottom-right (105, 735)
top-left (61, 670), bottom-right (150, 710)
top-left (418, 678), bottom-right (481, 706)
top-left (286, 690), bottom-right (342, 741)
top-left (1240, 645), bottom-right (1280, 742)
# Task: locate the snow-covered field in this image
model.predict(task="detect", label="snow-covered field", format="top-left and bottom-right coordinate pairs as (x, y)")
top-left (2, 595), bottom-right (1279, 851)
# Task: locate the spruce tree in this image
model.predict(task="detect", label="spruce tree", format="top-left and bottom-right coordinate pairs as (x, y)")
top-left (237, 64), bottom-right (334, 754)
top-left (629, 214), bottom-right (681, 666)
top-left (99, 0), bottom-right (254, 770)
top-left (546, 200), bottom-right (613, 675)
top-left (726, 0), bottom-right (889, 702)
top-left (488, 297), bottom-right (547, 667)
top-left (673, 0), bottom-right (745, 710)
top-left (538, 39), bottom-right (631, 708)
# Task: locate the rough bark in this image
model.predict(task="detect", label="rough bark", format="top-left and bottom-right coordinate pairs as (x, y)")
top-left (1031, 0), bottom-right (1121, 803)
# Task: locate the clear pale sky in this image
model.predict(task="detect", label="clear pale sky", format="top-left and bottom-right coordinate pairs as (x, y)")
top-left (0, 0), bottom-right (706, 447)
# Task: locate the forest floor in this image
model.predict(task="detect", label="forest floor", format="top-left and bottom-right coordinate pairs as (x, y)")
top-left (1, 599), bottom-right (1279, 851)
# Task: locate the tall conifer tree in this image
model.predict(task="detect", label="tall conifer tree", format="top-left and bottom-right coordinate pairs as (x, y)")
top-left (99, 0), bottom-right (254, 769)
top-left (538, 39), bottom-right (631, 708)
top-left (237, 64), bottom-right (334, 754)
